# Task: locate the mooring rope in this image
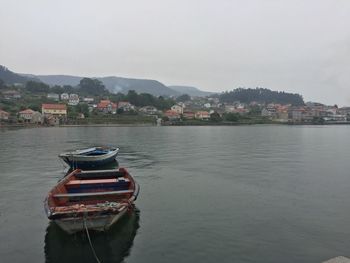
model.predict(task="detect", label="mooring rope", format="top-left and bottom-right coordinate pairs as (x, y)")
top-left (83, 217), bottom-right (102, 263)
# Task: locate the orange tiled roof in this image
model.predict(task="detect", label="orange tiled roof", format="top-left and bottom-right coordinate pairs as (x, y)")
top-left (97, 100), bottom-right (117, 109)
top-left (19, 109), bottom-right (35, 114)
top-left (42, 104), bottom-right (67, 110)
top-left (165, 110), bottom-right (180, 116)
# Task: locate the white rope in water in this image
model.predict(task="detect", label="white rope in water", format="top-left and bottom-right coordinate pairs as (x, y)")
top-left (83, 217), bottom-right (102, 263)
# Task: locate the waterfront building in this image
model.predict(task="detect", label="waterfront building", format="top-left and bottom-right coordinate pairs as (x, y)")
top-left (171, 104), bottom-right (184, 114)
top-left (47, 93), bottom-right (59, 101)
top-left (117, 101), bottom-right (134, 111)
top-left (195, 111), bottom-right (210, 120)
top-left (42, 104), bottom-right (67, 116)
top-left (183, 111), bottom-right (195, 119)
top-left (96, 100), bottom-right (117, 114)
top-left (0, 109), bottom-right (10, 120)
top-left (18, 109), bottom-right (43, 124)
top-left (139, 106), bottom-right (159, 115)
top-left (42, 103), bottom-right (67, 125)
top-left (164, 110), bottom-right (181, 120)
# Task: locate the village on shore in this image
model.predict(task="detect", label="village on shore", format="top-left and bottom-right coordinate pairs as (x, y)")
top-left (1, 85), bottom-right (350, 127)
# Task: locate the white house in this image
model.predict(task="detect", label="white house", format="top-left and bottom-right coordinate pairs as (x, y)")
top-left (60, 93), bottom-right (69, 101)
top-left (171, 104), bottom-right (184, 114)
top-left (139, 106), bottom-right (159, 115)
top-left (204, 103), bottom-right (211, 108)
top-left (68, 94), bottom-right (79, 105)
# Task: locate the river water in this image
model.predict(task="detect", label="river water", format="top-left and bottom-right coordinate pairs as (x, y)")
top-left (1, 126), bottom-right (350, 263)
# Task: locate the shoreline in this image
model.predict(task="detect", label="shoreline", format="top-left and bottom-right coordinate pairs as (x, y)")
top-left (2, 121), bottom-right (350, 129)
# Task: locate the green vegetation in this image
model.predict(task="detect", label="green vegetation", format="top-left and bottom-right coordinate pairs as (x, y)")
top-left (0, 65), bottom-right (35, 84)
top-left (176, 94), bottom-right (191, 102)
top-left (109, 90), bottom-right (175, 110)
top-left (220, 88), bottom-right (304, 106)
top-left (0, 74), bottom-right (179, 128)
top-left (78, 78), bottom-right (108, 96)
top-left (26, 81), bottom-right (50, 93)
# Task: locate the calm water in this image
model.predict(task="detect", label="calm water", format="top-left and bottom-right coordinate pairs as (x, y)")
top-left (1, 126), bottom-right (350, 263)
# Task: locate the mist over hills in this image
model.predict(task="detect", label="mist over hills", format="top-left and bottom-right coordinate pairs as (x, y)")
top-left (99, 76), bottom-right (179, 96)
top-left (168, 86), bottom-right (213, 97)
top-left (1, 65), bottom-right (305, 106)
top-left (0, 66), bottom-right (38, 84)
top-left (26, 74), bottom-right (181, 96)
top-left (1, 65), bottom-right (214, 97)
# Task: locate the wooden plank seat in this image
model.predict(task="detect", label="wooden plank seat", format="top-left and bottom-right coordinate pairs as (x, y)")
top-left (66, 178), bottom-right (130, 192)
top-left (66, 178), bottom-right (129, 186)
top-left (75, 170), bottom-right (126, 179)
top-left (53, 189), bottom-right (133, 198)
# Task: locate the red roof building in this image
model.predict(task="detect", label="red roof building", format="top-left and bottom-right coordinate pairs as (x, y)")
top-left (195, 111), bottom-right (210, 120)
top-left (164, 110), bottom-right (181, 120)
top-left (42, 104), bottom-right (67, 116)
top-left (42, 104), bottom-right (67, 110)
top-left (183, 111), bottom-right (195, 119)
top-left (97, 100), bottom-right (117, 114)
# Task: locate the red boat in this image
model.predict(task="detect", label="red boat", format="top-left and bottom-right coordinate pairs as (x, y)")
top-left (44, 168), bottom-right (139, 234)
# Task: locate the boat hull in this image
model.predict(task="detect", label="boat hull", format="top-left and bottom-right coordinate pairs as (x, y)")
top-left (54, 208), bottom-right (128, 234)
top-left (59, 149), bottom-right (118, 168)
top-left (45, 168), bottom-right (139, 234)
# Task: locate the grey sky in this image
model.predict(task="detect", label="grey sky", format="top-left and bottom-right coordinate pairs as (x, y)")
top-left (1, 0), bottom-right (350, 105)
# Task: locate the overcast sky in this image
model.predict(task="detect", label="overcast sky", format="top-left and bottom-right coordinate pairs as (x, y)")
top-left (1, 0), bottom-right (350, 105)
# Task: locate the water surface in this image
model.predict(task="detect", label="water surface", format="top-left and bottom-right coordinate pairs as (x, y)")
top-left (1, 126), bottom-right (350, 263)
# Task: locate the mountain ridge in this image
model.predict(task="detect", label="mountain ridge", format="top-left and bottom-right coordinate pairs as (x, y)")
top-left (1, 65), bottom-right (211, 97)
top-left (168, 85), bottom-right (213, 97)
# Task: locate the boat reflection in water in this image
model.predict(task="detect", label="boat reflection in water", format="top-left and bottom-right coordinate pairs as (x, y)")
top-left (44, 208), bottom-right (140, 263)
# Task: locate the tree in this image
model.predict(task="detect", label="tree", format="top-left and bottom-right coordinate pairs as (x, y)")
top-left (67, 106), bottom-right (78, 119)
top-left (224, 112), bottom-right (240, 122)
top-left (0, 78), bottom-right (5, 89)
top-left (219, 88), bottom-right (304, 106)
top-left (210, 112), bottom-right (222, 122)
top-left (25, 81), bottom-right (50, 93)
top-left (126, 90), bottom-right (139, 105)
top-left (312, 117), bottom-right (325, 124)
top-left (78, 78), bottom-right (107, 96)
top-left (176, 94), bottom-right (191, 102)
top-left (50, 85), bottom-right (64, 94)
top-left (62, 85), bottom-right (75, 93)
top-left (76, 103), bottom-right (90, 117)
top-left (248, 105), bottom-right (262, 116)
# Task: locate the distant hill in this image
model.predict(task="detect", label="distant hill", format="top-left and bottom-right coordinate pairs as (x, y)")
top-left (220, 88), bottom-right (304, 106)
top-left (100, 76), bottom-right (179, 96)
top-left (168, 85), bottom-right (213, 97)
top-left (34, 75), bottom-right (82, 86)
top-left (1, 65), bottom-right (211, 97)
top-left (32, 74), bottom-right (180, 96)
top-left (0, 65), bottom-right (38, 84)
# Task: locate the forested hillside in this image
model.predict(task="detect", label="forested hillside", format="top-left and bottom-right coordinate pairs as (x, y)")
top-left (219, 88), bottom-right (304, 105)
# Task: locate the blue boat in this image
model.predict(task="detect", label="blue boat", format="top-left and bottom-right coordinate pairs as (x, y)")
top-left (59, 147), bottom-right (119, 169)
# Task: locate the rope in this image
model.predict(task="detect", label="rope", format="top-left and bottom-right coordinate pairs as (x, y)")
top-left (83, 216), bottom-right (102, 263)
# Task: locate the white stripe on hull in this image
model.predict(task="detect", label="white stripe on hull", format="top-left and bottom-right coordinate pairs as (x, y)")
top-left (60, 150), bottom-right (118, 162)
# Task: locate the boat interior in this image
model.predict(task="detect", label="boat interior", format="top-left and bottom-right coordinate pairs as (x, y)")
top-left (81, 148), bottom-right (111, 156)
top-left (48, 169), bottom-right (134, 209)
